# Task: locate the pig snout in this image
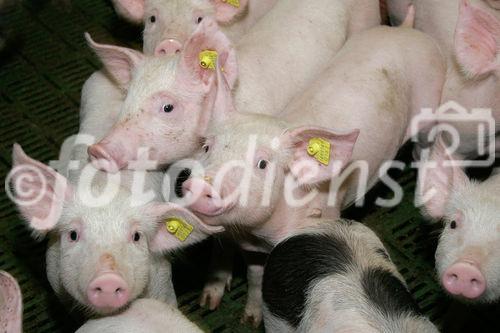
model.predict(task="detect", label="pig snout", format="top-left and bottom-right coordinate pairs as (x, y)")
top-left (87, 273), bottom-right (130, 310)
top-left (88, 142), bottom-right (127, 173)
top-left (442, 261), bottom-right (486, 299)
top-left (155, 38), bottom-right (183, 56)
top-left (182, 178), bottom-right (228, 217)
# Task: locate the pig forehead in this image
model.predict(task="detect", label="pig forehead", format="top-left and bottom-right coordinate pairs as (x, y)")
top-left (147, 0), bottom-right (213, 15)
top-left (128, 57), bottom-right (178, 98)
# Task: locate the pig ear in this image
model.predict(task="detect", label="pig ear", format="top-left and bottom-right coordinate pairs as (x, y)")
top-left (147, 203), bottom-right (225, 253)
top-left (85, 33), bottom-right (144, 89)
top-left (281, 127), bottom-right (359, 185)
top-left (110, 0), bottom-right (145, 24)
top-left (178, 17), bottom-right (237, 90)
top-left (0, 271), bottom-right (23, 333)
top-left (454, 0), bottom-right (500, 78)
top-left (418, 137), bottom-right (469, 219)
top-left (9, 144), bottom-right (71, 231)
top-left (197, 59), bottom-right (236, 134)
top-left (210, 0), bottom-right (249, 24)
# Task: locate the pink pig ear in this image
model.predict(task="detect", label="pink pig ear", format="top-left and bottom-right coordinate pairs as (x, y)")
top-left (9, 144), bottom-right (72, 232)
top-left (110, 0), bottom-right (145, 24)
top-left (454, 0), bottom-right (500, 78)
top-left (210, 0), bottom-right (249, 24)
top-left (418, 137), bottom-right (469, 219)
top-left (85, 33), bottom-right (144, 89)
top-left (0, 271), bottom-right (23, 333)
top-left (178, 17), bottom-right (237, 90)
top-left (147, 202), bottom-right (225, 253)
top-left (281, 127), bottom-right (359, 185)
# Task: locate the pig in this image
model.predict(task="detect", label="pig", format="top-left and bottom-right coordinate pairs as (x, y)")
top-left (86, 0), bottom-right (382, 171)
top-left (9, 144), bottom-right (225, 315)
top-left (387, 0), bottom-right (500, 157)
top-left (262, 219), bottom-right (438, 332)
top-left (0, 271), bottom-right (22, 333)
top-left (182, 15), bottom-right (446, 244)
top-left (417, 138), bottom-right (500, 302)
top-left (110, 0), bottom-right (279, 55)
top-left (76, 299), bottom-right (203, 333)
top-left (7, 70), bottom-right (224, 316)
top-left (0, 271), bottom-right (203, 333)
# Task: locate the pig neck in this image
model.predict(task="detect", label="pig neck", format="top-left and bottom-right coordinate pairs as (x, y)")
top-left (253, 183), bottom-right (347, 246)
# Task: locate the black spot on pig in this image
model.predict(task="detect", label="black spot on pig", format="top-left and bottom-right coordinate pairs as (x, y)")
top-left (361, 268), bottom-right (420, 317)
top-left (263, 233), bottom-right (354, 328)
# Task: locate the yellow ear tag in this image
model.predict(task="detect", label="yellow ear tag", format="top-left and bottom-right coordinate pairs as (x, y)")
top-left (165, 218), bottom-right (193, 242)
top-left (199, 50), bottom-right (218, 70)
top-left (223, 0), bottom-right (240, 8)
top-left (307, 138), bottom-right (331, 166)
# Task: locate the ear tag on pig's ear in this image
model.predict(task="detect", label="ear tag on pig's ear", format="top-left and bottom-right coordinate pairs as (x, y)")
top-left (222, 0), bottom-right (240, 8)
top-left (199, 50), bottom-right (218, 70)
top-left (307, 138), bottom-right (330, 165)
top-left (165, 218), bottom-right (193, 241)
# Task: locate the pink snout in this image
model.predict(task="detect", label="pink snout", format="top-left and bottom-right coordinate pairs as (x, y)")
top-left (88, 143), bottom-right (125, 173)
top-left (155, 38), bottom-right (182, 56)
top-left (442, 261), bottom-right (486, 299)
top-left (182, 178), bottom-right (226, 217)
top-left (87, 273), bottom-right (130, 310)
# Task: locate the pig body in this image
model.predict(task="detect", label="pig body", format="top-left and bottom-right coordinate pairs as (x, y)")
top-left (388, 0), bottom-right (500, 156)
top-left (262, 219), bottom-right (438, 333)
top-left (77, 298), bottom-right (203, 333)
top-left (418, 138), bottom-right (500, 302)
top-left (184, 23), bottom-right (446, 244)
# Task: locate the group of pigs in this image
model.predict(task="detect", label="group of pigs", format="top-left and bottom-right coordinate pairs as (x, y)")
top-left (2, 0), bottom-right (500, 332)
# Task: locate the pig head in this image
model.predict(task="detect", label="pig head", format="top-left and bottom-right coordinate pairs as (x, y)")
top-left (85, 18), bottom-right (237, 173)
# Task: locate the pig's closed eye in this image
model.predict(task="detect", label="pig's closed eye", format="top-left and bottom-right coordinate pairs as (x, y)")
top-left (69, 230), bottom-right (79, 242)
top-left (257, 160), bottom-right (268, 169)
top-left (133, 232), bottom-right (141, 242)
top-left (163, 104), bottom-right (174, 113)
top-left (149, 15), bottom-right (156, 23)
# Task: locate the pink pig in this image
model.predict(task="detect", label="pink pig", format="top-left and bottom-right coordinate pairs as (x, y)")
top-left (182, 13), bottom-right (446, 243)
top-left (418, 138), bottom-right (500, 302)
top-left (110, 0), bottom-right (278, 55)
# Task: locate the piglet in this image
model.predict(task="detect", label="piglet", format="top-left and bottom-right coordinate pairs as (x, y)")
top-left (262, 219), bottom-right (438, 332)
top-left (418, 137), bottom-right (500, 302)
top-left (183, 11), bottom-right (446, 243)
top-left (110, 0), bottom-right (279, 55)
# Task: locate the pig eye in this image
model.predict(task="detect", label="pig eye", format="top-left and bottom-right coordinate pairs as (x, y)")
top-left (450, 221), bottom-right (457, 229)
top-left (257, 159), bottom-right (268, 169)
top-left (163, 104), bottom-right (174, 113)
top-left (69, 230), bottom-right (79, 242)
top-left (203, 144), bottom-right (209, 153)
top-left (197, 16), bottom-right (203, 24)
top-left (149, 15), bottom-right (156, 23)
top-left (133, 232), bottom-right (141, 242)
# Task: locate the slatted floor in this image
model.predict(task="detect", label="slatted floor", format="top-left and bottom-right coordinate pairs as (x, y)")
top-left (0, 1), bottom-right (499, 332)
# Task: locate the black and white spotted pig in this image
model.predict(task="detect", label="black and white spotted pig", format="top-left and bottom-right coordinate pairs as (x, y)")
top-left (262, 219), bottom-right (438, 332)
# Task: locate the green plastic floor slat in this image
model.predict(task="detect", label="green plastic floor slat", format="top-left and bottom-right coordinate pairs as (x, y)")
top-left (1, 1), bottom-right (500, 332)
